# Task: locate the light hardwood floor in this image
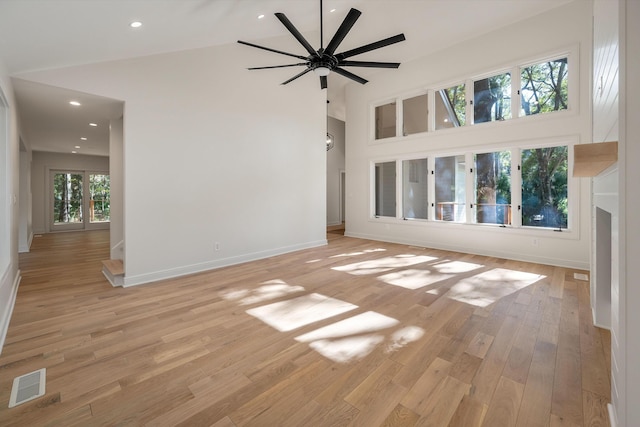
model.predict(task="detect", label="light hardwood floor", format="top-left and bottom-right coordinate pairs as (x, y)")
top-left (0, 230), bottom-right (611, 426)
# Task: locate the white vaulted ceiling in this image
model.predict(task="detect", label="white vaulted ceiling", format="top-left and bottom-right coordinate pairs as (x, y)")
top-left (0, 0), bottom-right (574, 155)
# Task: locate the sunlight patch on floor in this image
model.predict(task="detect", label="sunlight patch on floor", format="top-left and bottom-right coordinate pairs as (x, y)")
top-left (329, 248), bottom-right (387, 259)
top-left (219, 279), bottom-right (305, 305)
top-left (295, 311), bottom-right (399, 342)
top-left (245, 293), bottom-right (357, 332)
top-left (432, 261), bottom-right (484, 274)
top-left (377, 260), bottom-right (483, 289)
top-left (445, 268), bottom-right (543, 307)
top-left (332, 255), bottom-right (438, 276)
top-left (386, 326), bottom-right (425, 353)
top-left (309, 335), bottom-right (386, 363)
top-left (377, 269), bottom-right (452, 289)
top-left (294, 311), bottom-right (424, 363)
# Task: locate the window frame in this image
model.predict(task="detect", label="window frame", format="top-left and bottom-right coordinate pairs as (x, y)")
top-left (369, 138), bottom-right (578, 236)
top-left (368, 46), bottom-right (578, 143)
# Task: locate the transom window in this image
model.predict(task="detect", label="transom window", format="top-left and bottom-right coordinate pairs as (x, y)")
top-left (372, 53), bottom-right (571, 141)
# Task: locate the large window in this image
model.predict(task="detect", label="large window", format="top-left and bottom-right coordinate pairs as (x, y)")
top-left (51, 170), bottom-right (110, 231)
top-left (435, 155), bottom-right (466, 222)
top-left (53, 172), bottom-right (84, 225)
top-left (474, 151), bottom-right (511, 225)
top-left (372, 144), bottom-right (571, 231)
top-left (90, 174), bottom-right (110, 223)
top-left (435, 84), bottom-right (466, 130)
top-left (375, 161), bottom-right (396, 217)
top-left (521, 146), bottom-right (568, 228)
top-left (520, 57), bottom-right (568, 116)
top-left (402, 158), bottom-right (428, 220)
top-left (474, 72), bottom-right (512, 124)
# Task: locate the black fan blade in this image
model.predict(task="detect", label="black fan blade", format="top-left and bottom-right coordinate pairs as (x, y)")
top-left (275, 13), bottom-right (317, 56)
top-left (339, 60), bottom-right (400, 68)
top-left (248, 63), bottom-right (308, 70)
top-left (320, 75), bottom-right (328, 89)
top-left (336, 34), bottom-right (406, 60)
top-left (324, 8), bottom-right (361, 55)
top-left (282, 68), bottom-right (313, 85)
top-left (238, 40), bottom-right (308, 60)
top-left (332, 67), bottom-right (368, 85)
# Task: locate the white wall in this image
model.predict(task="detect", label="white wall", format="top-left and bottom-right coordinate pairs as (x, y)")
top-left (18, 144), bottom-right (32, 253)
top-left (109, 116), bottom-right (124, 260)
top-left (31, 151), bottom-right (109, 234)
top-left (19, 41), bottom-right (327, 286)
top-left (616, 0), bottom-right (640, 425)
top-left (592, 0), bottom-right (619, 419)
top-left (0, 56), bottom-right (22, 353)
top-left (327, 116), bottom-right (345, 226)
top-left (344, 0), bottom-right (593, 269)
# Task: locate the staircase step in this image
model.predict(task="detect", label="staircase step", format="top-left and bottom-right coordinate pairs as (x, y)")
top-left (102, 259), bottom-right (124, 276)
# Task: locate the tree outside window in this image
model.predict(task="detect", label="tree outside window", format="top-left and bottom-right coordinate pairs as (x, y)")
top-left (475, 151), bottom-right (511, 225)
top-left (521, 146), bottom-right (568, 228)
top-left (53, 173), bottom-right (83, 224)
top-left (520, 58), bottom-right (568, 116)
top-left (474, 72), bottom-right (512, 123)
top-left (90, 174), bottom-right (110, 223)
top-left (435, 84), bottom-right (466, 130)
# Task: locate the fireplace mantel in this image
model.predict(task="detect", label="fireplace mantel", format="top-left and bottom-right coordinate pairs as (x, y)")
top-left (573, 141), bottom-right (618, 177)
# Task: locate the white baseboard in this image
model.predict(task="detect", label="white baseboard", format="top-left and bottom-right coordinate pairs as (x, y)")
top-left (0, 269), bottom-right (21, 355)
top-left (123, 239), bottom-right (328, 288)
top-left (18, 232), bottom-right (34, 253)
top-left (592, 307), bottom-right (612, 330)
top-left (608, 403), bottom-right (617, 427)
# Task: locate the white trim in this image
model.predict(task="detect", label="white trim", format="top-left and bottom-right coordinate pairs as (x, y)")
top-left (368, 45), bottom-right (579, 144)
top-left (0, 268), bottom-right (20, 355)
top-left (18, 231), bottom-right (33, 253)
top-left (122, 239), bottom-right (328, 288)
top-left (608, 403), bottom-right (617, 427)
top-left (344, 231), bottom-right (589, 270)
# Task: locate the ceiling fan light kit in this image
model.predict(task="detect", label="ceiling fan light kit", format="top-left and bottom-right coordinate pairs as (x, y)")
top-left (238, 0), bottom-right (406, 89)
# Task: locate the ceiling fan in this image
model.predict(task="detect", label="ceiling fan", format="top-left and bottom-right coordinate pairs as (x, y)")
top-left (237, 0), bottom-right (406, 89)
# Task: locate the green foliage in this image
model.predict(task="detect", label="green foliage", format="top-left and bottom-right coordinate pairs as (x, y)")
top-left (474, 73), bottom-right (512, 123)
top-left (444, 84), bottom-right (466, 126)
top-left (521, 146), bottom-right (568, 228)
top-left (90, 174), bottom-right (111, 222)
top-left (53, 173), bottom-right (83, 224)
top-left (521, 58), bottom-right (568, 115)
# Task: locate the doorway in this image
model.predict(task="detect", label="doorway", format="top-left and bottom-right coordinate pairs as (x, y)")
top-left (49, 170), bottom-right (110, 232)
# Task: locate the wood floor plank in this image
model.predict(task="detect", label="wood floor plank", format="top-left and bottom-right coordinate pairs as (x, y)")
top-left (448, 395), bottom-right (487, 427)
top-left (381, 403), bottom-right (420, 427)
top-left (0, 231), bottom-right (610, 427)
top-left (415, 375), bottom-right (470, 426)
top-left (482, 376), bottom-right (525, 427)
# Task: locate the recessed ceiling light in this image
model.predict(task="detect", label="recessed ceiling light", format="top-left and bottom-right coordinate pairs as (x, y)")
top-left (330, 8), bottom-right (336, 13)
top-left (89, 123), bottom-right (97, 127)
top-left (130, 21), bottom-right (142, 28)
top-left (71, 151), bottom-right (77, 154)
top-left (75, 145), bottom-right (81, 149)
top-left (80, 137), bottom-right (87, 140)
top-left (257, 14), bottom-right (265, 19)
top-left (69, 101), bottom-right (81, 106)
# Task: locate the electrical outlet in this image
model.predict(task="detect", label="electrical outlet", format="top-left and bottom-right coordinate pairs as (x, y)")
top-left (215, 242), bottom-right (220, 251)
top-left (531, 238), bottom-right (539, 247)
